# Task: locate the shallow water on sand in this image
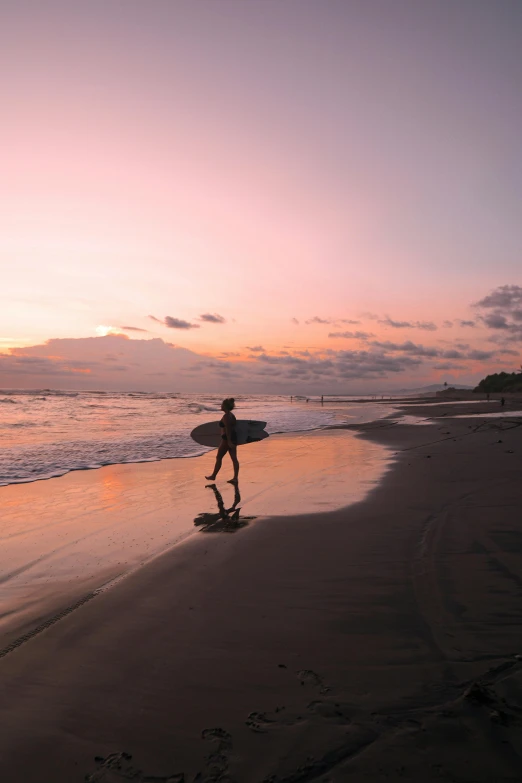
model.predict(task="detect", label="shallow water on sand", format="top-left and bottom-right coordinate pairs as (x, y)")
top-left (451, 410), bottom-right (522, 418)
top-left (0, 428), bottom-right (391, 643)
top-left (390, 415), bottom-right (436, 426)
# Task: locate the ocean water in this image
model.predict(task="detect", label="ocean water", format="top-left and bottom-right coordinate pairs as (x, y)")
top-left (0, 390), bottom-right (393, 486)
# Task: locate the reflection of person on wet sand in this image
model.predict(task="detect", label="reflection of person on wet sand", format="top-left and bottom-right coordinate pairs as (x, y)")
top-left (205, 397), bottom-right (239, 483)
top-left (194, 481), bottom-right (254, 531)
top-left (208, 481), bottom-right (241, 520)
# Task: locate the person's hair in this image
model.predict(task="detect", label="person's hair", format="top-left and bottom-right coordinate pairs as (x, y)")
top-left (222, 397), bottom-right (235, 411)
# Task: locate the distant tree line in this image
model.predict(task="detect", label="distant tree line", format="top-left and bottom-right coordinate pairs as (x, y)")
top-left (475, 370), bottom-right (522, 393)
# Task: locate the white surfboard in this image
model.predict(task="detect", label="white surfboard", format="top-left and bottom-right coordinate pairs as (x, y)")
top-left (190, 420), bottom-right (268, 448)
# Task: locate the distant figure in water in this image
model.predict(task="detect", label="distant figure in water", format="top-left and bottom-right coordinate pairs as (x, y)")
top-left (205, 397), bottom-right (239, 483)
top-left (321, 395), bottom-right (324, 405)
top-left (501, 397), bottom-right (505, 407)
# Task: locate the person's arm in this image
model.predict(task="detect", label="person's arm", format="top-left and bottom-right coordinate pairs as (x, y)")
top-left (224, 412), bottom-right (235, 445)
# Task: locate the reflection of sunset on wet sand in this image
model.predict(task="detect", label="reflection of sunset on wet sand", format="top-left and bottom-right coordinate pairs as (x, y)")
top-left (98, 469), bottom-right (125, 508)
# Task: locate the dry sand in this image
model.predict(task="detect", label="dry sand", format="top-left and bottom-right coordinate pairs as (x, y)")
top-left (0, 403), bottom-right (521, 781)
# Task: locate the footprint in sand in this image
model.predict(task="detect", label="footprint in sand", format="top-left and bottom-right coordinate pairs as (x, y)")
top-left (297, 668), bottom-right (331, 694)
top-left (194, 727), bottom-right (235, 783)
top-left (84, 751), bottom-right (184, 782)
top-left (246, 666), bottom-right (337, 735)
top-left (85, 731), bottom-right (235, 783)
top-left (306, 700), bottom-right (354, 724)
top-left (245, 708), bottom-right (303, 733)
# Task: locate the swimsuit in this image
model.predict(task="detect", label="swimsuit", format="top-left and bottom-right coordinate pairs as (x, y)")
top-left (219, 415), bottom-right (237, 445)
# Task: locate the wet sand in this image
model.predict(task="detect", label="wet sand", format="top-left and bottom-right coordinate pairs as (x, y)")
top-left (0, 429), bottom-right (389, 648)
top-left (0, 406), bottom-right (521, 781)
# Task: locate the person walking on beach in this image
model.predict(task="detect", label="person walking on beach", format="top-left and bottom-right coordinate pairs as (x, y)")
top-left (205, 398), bottom-right (239, 483)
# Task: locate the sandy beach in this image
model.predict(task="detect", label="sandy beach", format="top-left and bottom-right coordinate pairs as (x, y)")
top-left (1, 402), bottom-right (522, 782)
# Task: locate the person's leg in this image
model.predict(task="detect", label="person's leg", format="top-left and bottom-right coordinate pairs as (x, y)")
top-left (227, 445), bottom-right (240, 483)
top-left (206, 441), bottom-right (228, 480)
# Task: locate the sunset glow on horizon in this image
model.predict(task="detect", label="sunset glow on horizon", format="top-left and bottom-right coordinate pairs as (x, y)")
top-left (2, 0), bottom-right (521, 393)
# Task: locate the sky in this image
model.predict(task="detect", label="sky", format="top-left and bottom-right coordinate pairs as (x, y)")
top-left (1, 0), bottom-right (521, 393)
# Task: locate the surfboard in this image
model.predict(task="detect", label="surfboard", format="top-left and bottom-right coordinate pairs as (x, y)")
top-left (190, 420), bottom-right (269, 448)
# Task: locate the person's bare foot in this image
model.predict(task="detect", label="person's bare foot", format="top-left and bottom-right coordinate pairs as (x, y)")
top-left (205, 475), bottom-right (216, 481)
top-left (227, 478), bottom-right (238, 484)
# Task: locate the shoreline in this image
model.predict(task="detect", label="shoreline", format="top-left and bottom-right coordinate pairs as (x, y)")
top-left (5, 393), bottom-right (519, 490)
top-left (0, 410), bottom-right (382, 489)
top-left (0, 403), bottom-right (521, 781)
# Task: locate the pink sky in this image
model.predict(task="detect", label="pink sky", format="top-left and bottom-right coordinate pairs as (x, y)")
top-left (1, 1), bottom-right (521, 392)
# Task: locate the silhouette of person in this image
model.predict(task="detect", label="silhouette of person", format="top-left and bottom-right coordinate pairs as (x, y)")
top-left (205, 397), bottom-right (239, 483)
